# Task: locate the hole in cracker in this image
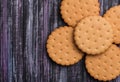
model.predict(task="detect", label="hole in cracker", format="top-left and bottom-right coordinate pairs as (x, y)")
top-left (110, 57), bottom-right (113, 60)
top-left (73, 4), bottom-right (76, 8)
top-left (104, 60), bottom-right (107, 64)
top-left (104, 54), bottom-right (107, 57)
top-left (66, 10), bottom-right (69, 13)
top-left (88, 47), bottom-right (91, 50)
top-left (108, 15), bottom-right (111, 18)
top-left (74, 57), bottom-right (77, 60)
top-left (68, 17), bottom-right (71, 21)
top-left (87, 38), bottom-right (90, 41)
top-left (94, 11), bottom-right (97, 14)
top-left (54, 52), bottom-right (57, 56)
top-left (67, 59), bottom-right (69, 62)
top-left (111, 48), bottom-right (114, 51)
top-left (87, 9), bottom-right (90, 12)
top-left (100, 35), bottom-right (102, 38)
top-left (113, 22), bottom-right (116, 25)
top-left (97, 19), bottom-right (100, 21)
top-left (60, 42), bottom-right (62, 44)
top-left (86, 30), bottom-right (88, 33)
top-left (94, 40), bottom-right (97, 42)
top-left (59, 33), bottom-right (62, 35)
top-left (52, 45), bottom-right (55, 47)
top-left (95, 47), bottom-right (98, 50)
top-left (67, 2), bottom-right (69, 5)
top-left (114, 34), bottom-right (117, 38)
top-left (97, 64), bottom-right (101, 68)
top-left (117, 54), bottom-right (119, 56)
top-left (91, 25), bottom-right (94, 28)
top-left (72, 48), bottom-right (75, 51)
top-left (60, 49), bottom-right (63, 51)
top-left (107, 37), bottom-right (110, 40)
top-left (53, 38), bottom-right (56, 41)
top-left (91, 68), bottom-right (94, 71)
top-left (81, 42), bottom-right (85, 45)
top-left (81, 14), bottom-right (84, 17)
top-left (90, 18), bottom-right (92, 21)
top-left (117, 67), bottom-right (119, 70)
top-left (78, 29), bottom-right (81, 32)
top-left (90, 61), bottom-right (92, 64)
top-left (74, 12), bottom-right (78, 16)
top-left (117, 16), bottom-right (120, 18)
top-left (102, 44), bottom-right (105, 47)
top-left (93, 32), bottom-right (95, 35)
top-left (79, 7), bottom-right (83, 10)
top-left (104, 23), bottom-right (107, 26)
top-left (66, 30), bottom-right (69, 33)
top-left (107, 30), bottom-right (110, 33)
top-left (74, 57), bottom-right (77, 59)
top-left (66, 38), bottom-right (68, 41)
top-left (98, 57), bottom-right (101, 60)
top-left (116, 29), bottom-right (120, 34)
top-left (75, 11), bottom-right (78, 14)
top-left (59, 58), bottom-right (62, 61)
top-left (83, 21), bottom-right (86, 24)
top-left (111, 73), bottom-right (114, 76)
top-left (69, 17), bottom-right (72, 19)
top-left (66, 45), bottom-right (69, 47)
top-left (118, 28), bottom-right (120, 31)
top-left (104, 67), bottom-right (107, 71)
top-left (113, 10), bottom-right (116, 13)
top-left (110, 64), bottom-right (113, 67)
top-left (95, 74), bottom-right (99, 78)
top-left (85, 2), bottom-right (88, 5)
top-left (79, 36), bottom-right (81, 38)
top-left (98, 28), bottom-right (101, 31)
top-left (103, 75), bottom-right (107, 78)
top-left (94, 4), bottom-right (97, 7)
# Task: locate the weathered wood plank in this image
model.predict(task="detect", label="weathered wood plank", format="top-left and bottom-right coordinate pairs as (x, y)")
top-left (1, 0), bottom-right (8, 82)
top-left (0, 0), bottom-right (120, 82)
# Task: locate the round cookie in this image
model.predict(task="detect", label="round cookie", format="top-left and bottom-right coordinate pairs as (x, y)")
top-left (74, 16), bottom-right (113, 55)
top-left (85, 44), bottom-right (120, 81)
top-left (61, 0), bottom-right (100, 26)
top-left (46, 26), bottom-right (83, 66)
top-left (104, 6), bottom-right (120, 44)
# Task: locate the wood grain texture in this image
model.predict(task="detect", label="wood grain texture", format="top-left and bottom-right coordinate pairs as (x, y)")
top-left (0, 0), bottom-right (120, 82)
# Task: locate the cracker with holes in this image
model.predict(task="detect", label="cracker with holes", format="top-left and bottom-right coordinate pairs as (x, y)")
top-left (85, 44), bottom-right (120, 81)
top-left (104, 6), bottom-right (120, 44)
top-left (61, 0), bottom-right (100, 26)
top-left (47, 26), bottom-right (83, 66)
top-left (74, 16), bottom-right (113, 55)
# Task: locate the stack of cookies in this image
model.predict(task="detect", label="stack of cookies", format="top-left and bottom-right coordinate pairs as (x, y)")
top-left (46, 0), bottom-right (120, 81)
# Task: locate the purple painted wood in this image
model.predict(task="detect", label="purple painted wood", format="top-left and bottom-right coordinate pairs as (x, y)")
top-left (0, 0), bottom-right (120, 82)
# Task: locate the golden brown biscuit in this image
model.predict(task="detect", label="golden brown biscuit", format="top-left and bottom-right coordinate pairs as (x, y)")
top-left (74, 16), bottom-right (113, 55)
top-left (86, 44), bottom-right (120, 81)
top-left (47, 26), bottom-right (83, 66)
top-left (104, 6), bottom-right (120, 44)
top-left (61, 0), bottom-right (100, 26)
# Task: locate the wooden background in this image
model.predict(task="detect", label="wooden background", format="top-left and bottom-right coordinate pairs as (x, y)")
top-left (1, 0), bottom-right (120, 82)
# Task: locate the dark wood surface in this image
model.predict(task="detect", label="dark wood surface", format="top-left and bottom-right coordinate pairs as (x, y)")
top-left (1, 0), bottom-right (120, 82)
